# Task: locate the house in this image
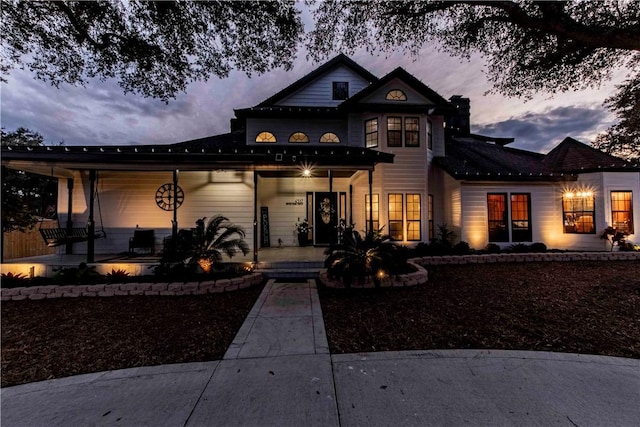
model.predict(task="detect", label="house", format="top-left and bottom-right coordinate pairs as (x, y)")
top-left (2, 54), bottom-right (638, 263)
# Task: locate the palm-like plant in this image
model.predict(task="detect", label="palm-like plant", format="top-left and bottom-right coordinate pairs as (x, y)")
top-left (324, 226), bottom-right (395, 288)
top-left (188, 215), bottom-right (250, 271)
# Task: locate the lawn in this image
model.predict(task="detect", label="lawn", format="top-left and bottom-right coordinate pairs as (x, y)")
top-left (319, 261), bottom-right (640, 358)
top-left (1, 283), bottom-right (264, 387)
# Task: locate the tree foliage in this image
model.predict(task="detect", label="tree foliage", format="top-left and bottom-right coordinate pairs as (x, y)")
top-left (1, 128), bottom-right (58, 233)
top-left (308, 0), bottom-right (640, 158)
top-left (1, 0), bottom-right (303, 101)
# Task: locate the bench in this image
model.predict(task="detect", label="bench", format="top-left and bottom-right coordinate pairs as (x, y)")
top-left (40, 227), bottom-right (104, 247)
top-left (129, 229), bottom-right (155, 255)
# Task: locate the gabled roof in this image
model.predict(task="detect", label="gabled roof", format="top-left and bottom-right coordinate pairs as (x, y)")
top-left (339, 67), bottom-right (452, 113)
top-left (542, 137), bottom-right (635, 173)
top-left (255, 54), bottom-right (378, 108)
top-left (435, 135), bottom-right (573, 182)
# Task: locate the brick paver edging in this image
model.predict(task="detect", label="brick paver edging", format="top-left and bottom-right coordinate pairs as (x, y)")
top-left (1, 273), bottom-right (263, 301)
top-left (319, 261), bottom-right (428, 289)
top-left (413, 251), bottom-right (640, 266)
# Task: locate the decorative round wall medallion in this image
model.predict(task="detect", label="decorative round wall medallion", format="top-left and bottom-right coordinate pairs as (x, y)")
top-left (155, 183), bottom-right (184, 211)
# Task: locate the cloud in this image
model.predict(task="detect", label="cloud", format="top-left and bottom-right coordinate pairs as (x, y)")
top-left (473, 106), bottom-right (616, 153)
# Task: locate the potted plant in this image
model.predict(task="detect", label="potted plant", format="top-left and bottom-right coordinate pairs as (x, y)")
top-left (296, 218), bottom-right (310, 247)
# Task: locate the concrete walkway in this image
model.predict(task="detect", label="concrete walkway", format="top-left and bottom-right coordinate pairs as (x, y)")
top-left (2, 279), bottom-right (639, 427)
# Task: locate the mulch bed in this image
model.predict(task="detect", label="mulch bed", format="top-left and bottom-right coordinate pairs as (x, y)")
top-left (1, 283), bottom-right (264, 387)
top-left (319, 261), bottom-right (640, 358)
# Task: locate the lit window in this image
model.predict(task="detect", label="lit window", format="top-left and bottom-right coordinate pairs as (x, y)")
top-left (427, 120), bottom-right (433, 150)
top-left (365, 118), bottom-right (378, 148)
top-left (332, 82), bottom-right (349, 100)
top-left (319, 132), bottom-right (340, 143)
top-left (563, 191), bottom-right (595, 234)
top-left (365, 194), bottom-right (379, 234)
top-left (388, 193), bottom-right (403, 240)
top-left (255, 131), bottom-right (276, 143)
top-left (405, 117), bottom-right (419, 147)
top-left (288, 132), bottom-right (309, 143)
top-left (406, 194), bottom-right (421, 241)
top-left (511, 193), bottom-right (531, 242)
top-left (487, 193), bottom-right (509, 242)
top-left (387, 117), bottom-right (402, 147)
top-left (386, 89), bottom-right (407, 101)
top-left (611, 191), bottom-right (634, 234)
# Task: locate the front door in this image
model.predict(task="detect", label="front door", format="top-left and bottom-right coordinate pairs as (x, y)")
top-left (314, 192), bottom-right (337, 245)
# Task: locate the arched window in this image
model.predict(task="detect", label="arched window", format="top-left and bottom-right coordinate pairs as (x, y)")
top-left (386, 89), bottom-right (407, 101)
top-left (288, 132), bottom-right (309, 143)
top-left (319, 132), bottom-right (340, 143)
top-left (255, 131), bottom-right (276, 143)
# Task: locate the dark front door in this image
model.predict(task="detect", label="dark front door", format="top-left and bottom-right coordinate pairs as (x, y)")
top-left (315, 192), bottom-right (337, 245)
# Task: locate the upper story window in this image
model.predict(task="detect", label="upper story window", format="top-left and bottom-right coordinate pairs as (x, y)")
top-left (365, 118), bottom-right (378, 148)
top-left (611, 191), bottom-right (634, 234)
top-left (405, 117), bottom-right (420, 147)
top-left (255, 131), bottom-right (276, 143)
top-left (319, 132), bottom-right (340, 143)
top-left (387, 117), bottom-right (402, 147)
top-left (386, 89), bottom-right (407, 101)
top-left (427, 120), bottom-right (433, 150)
top-left (332, 82), bottom-right (349, 100)
top-left (289, 132), bottom-right (309, 143)
top-left (563, 191), bottom-right (595, 234)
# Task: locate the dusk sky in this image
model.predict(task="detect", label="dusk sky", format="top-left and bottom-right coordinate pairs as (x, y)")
top-left (0, 12), bottom-right (630, 155)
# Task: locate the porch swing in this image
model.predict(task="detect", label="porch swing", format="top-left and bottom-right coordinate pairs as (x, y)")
top-left (39, 173), bottom-right (107, 247)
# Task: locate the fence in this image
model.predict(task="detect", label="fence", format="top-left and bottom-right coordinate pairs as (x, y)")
top-left (2, 219), bottom-right (58, 260)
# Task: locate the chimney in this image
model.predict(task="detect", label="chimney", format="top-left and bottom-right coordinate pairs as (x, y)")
top-left (447, 95), bottom-right (471, 136)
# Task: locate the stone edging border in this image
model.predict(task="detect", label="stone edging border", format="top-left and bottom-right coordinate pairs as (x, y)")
top-left (319, 261), bottom-right (428, 289)
top-left (1, 272), bottom-right (263, 301)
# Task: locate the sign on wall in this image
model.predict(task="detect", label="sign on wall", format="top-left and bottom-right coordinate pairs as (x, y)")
top-left (260, 206), bottom-right (270, 247)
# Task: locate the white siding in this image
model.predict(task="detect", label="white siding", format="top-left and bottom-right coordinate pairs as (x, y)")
top-left (276, 65), bottom-right (372, 107)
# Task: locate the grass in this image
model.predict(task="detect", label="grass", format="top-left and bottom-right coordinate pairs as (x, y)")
top-left (319, 261), bottom-right (640, 358)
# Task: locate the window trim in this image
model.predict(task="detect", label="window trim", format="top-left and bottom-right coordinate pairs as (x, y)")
top-left (611, 190), bottom-right (634, 234)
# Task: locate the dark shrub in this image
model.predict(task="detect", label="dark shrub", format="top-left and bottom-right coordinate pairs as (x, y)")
top-left (485, 243), bottom-right (501, 253)
top-left (452, 241), bottom-right (471, 255)
top-left (510, 243), bottom-right (529, 253)
top-left (529, 242), bottom-right (547, 253)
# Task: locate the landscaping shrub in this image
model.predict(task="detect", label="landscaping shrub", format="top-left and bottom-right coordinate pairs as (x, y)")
top-left (530, 242), bottom-right (548, 253)
top-left (485, 243), bottom-right (501, 253)
top-left (452, 241), bottom-right (471, 255)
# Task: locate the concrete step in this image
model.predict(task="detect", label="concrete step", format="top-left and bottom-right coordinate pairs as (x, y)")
top-left (257, 268), bottom-right (321, 279)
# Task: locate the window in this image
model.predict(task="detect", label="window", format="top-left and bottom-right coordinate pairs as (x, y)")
top-left (387, 117), bottom-right (402, 147)
top-left (365, 118), bottom-right (378, 148)
top-left (385, 89), bottom-right (407, 101)
top-left (487, 193), bottom-right (509, 242)
top-left (563, 191), bottom-right (595, 234)
top-left (611, 191), bottom-right (634, 234)
top-left (406, 194), bottom-right (421, 241)
top-left (255, 131), bottom-right (276, 143)
top-left (511, 193), bottom-right (531, 242)
top-left (319, 132), bottom-right (340, 143)
top-left (365, 194), bottom-right (379, 234)
top-left (427, 120), bottom-right (433, 150)
top-left (388, 193), bottom-right (403, 240)
top-left (332, 81), bottom-right (349, 100)
top-left (288, 132), bottom-right (309, 143)
top-left (428, 194), bottom-right (434, 240)
top-left (405, 117), bottom-right (419, 147)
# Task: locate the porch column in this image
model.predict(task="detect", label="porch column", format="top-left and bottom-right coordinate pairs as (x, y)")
top-left (329, 169), bottom-right (335, 245)
top-left (65, 177), bottom-right (74, 254)
top-left (87, 170), bottom-right (96, 263)
top-left (172, 169), bottom-right (179, 239)
top-left (368, 170), bottom-right (373, 234)
top-left (253, 171), bottom-right (258, 264)
top-left (349, 184), bottom-right (353, 226)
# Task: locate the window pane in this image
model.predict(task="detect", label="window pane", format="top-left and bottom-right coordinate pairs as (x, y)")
top-left (365, 118), bottom-right (378, 148)
top-left (563, 192), bottom-right (595, 234)
top-left (511, 193), bottom-right (531, 242)
top-left (319, 132), bottom-right (340, 143)
top-left (386, 89), bottom-right (407, 101)
top-left (487, 193), bottom-right (508, 242)
top-left (427, 120), bottom-right (433, 150)
top-left (365, 194), bottom-right (379, 234)
top-left (388, 193), bottom-right (403, 240)
top-left (387, 117), bottom-right (402, 147)
top-left (333, 82), bottom-right (349, 100)
top-left (611, 191), bottom-right (634, 234)
top-left (288, 132), bottom-right (309, 143)
top-left (406, 193), bottom-right (421, 241)
top-left (428, 194), bottom-right (434, 240)
top-left (405, 117), bottom-right (419, 147)
top-left (255, 131), bottom-right (276, 143)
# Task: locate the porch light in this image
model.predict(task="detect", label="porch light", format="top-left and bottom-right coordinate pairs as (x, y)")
top-left (303, 169), bottom-right (311, 177)
top-left (299, 161), bottom-right (315, 178)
